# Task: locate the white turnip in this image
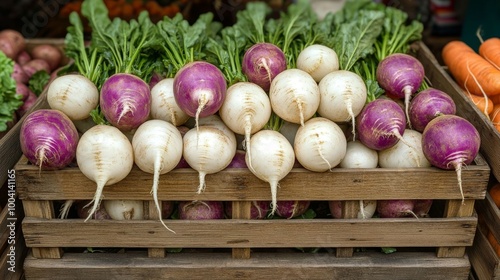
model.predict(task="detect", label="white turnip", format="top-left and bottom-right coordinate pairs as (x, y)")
top-left (294, 117), bottom-right (347, 172)
top-left (296, 44), bottom-right (339, 82)
top-left (340, 141), bottom-right (378, 168)
top-left (246, 129), bottom-right (295, 214)
top-left (150, 78), bottom-right (190, 126)
top-left (269, 68), bottom-right (320, 126)
top-left (76, 125), bottom-right (134, 221)
top-left (378, 129), bottom-right (431, 168)
top-left (104, 200), bottom-right (144, 220)
top-left (329, 200), bottom-right (377, 219)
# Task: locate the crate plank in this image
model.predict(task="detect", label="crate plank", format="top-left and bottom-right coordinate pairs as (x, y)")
top-left (476, 194), bottom-right (500, 243)
top-left (22, 251), bottom-right (471, 280)
top-left (15, 157), bottom-right (489, 201)
top-left (22, 217), bottom-right (477, 249)
top-left (468, 228), bottom-right (500, 280)
top-left (415, 41), bottom-right (500, 183)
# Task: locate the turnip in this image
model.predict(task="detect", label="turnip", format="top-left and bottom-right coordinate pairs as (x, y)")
top-left (275, 200), bottom-right (310, 219)
top-left (317, 70), bottom-right (367, 140)
top-left (408, 88), bottom-right (456, 132)
top-left (174, 125), bottom-right (191, 169)
top-left (183, 125), bottom-right (236, 194)
top-left (378, 129), bottom-right (431, 168)
top-left (421, 114), bottom-right (480, 203)
top-left (356, 98), bottom-right (407, 151)
top-left (294, 117), bottom-right (347, 172)
top-left (219, 81), bottom-right (272, 169)
top-left (178, 201), bottom-right (224, 220)
top-left (224, 200), bottom-right (270, 219)
top-left (132, 119), bottom-right (183, 232)
top-left (296, 44), bottom-right (339, 83)
top-left (173, 61), bottom-right (227, 130)
top-left (246, 129), bottom-right (295, 214)
top-left (227, 150), bottom-right (247, 169)
top-left (150, 78), bottom-right (190, 126)
top-left (242, 42), bottom-right (287, 92)
top-left (75, 200), bottom-right (111, 220)
top-left (269, 68), bottom-right (320, 126)
top-left (377, 200), bottom-right (417, 218)
top-left (162, 201), bottom-right (175, 219)
top-left (103, 200), bottom-right (144, 220)
top-left (376, 53), bottom-right (425, 127)
top-left (20, 109), bottom-right (79, 170)
top-left (413, 199), bottom-right (433, 218)
top-left (329, 200), bottom-right (377, 219)
top-left (340, 141), bottom-right (378, 168)
top-left (100, 73), bottom-right (151, 131)
top-left (76, 125), bottom-right (134, 221)
top-left (47, 74), bottom-right (99, 121)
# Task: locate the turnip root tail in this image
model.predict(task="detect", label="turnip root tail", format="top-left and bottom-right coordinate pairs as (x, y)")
top-left (347, 99), bottom-right (356, 141)
top-left (117, 99), bottom-right (136, 125)
top-left (195, 93), bottom-right (209, 145)
top-left (403, 85), bottom-right (413, 129)
top-left (359, 200), bottom-right (366, 219)
top-left (197, 171), bottom-right (207, 194)
top-left (269, 179), bottom-right (279, 215)
top-left (244, 115), bottom-right (254, 172)
top-left (259, 57), bottom-right (273, 86)
top-left (152, 155), bottom-right (175, 233)
top-left (452, 160), bottom-right (465, 205)
top-left (315, 136), bottom-right (333, 171)
top-left (59, 199), bottom-right (74, 219)
top-left (85, 181), bottom-right (106, 222)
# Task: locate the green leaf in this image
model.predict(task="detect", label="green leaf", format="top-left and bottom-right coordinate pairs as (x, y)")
top-left (0, 52), bottom-right (22, 132)
top-left (381, 247), bottom-right (397, 254)
top-left (28, 70), bottom-right (50, 96)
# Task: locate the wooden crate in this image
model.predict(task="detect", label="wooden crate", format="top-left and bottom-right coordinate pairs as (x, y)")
top-left (414, 41), bottom-right (500, 184)
top-left (469, 192), bottom-right (500, 280)
top-left (13, 41), bottom-right (491, 279)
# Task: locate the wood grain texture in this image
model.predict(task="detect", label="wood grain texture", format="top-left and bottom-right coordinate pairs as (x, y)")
top-left (22, 201), bottom-right (61, 259)
top-left (468, 229), bottom-right (500, 280)
top-left (415, 41), bottom-right (500, 183)
top-left (231, 201), bottom-right (251, 259)
top-left (22, 251), bottom-right (471, 280)
top-left (21, 217), bottom-right (477, 249)
top-left (476, 193), bottom-right (500, 243)
top-left (14, 156), bottom-right (490, 201)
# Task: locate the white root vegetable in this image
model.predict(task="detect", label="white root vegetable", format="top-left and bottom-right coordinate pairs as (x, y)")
top-left (103, 200), bottom-right (144, 220)
top-left (183, 125), bottom-right (237, 194)
top-left (47, 74), bottom-right (99, 121)
top-left (378, 129), bottom-right (431, 168)
top-left (150, 78), bottom-right (190, 126)
top-left (246, 130), bottom-right (295, 214)
top-left (76, 125), bottom-right (134, 221)
top-left (340, 141), bottom-right (378, 168)
top-left (294, 117), bottom-right (347, 172)
top-left (132, 119), bottom-right (183, 232)
top-left (296, 44), bottom-right (339, 82)
top-left (219, 82), bottom-right (271, 170)
top-left (269, 68), bottom-right (320, 126)
top-left (317, 70), bottom-right (367, 140)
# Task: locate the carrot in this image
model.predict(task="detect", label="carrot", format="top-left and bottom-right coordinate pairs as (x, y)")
top-left (490, 105), bottom-right (500, 133)
top-left (477, 28), bottom-right (500, 70)
top-left (462, 88), bottom-right (493, 116)
top-left (488, 231), bottom-right (500, 257)
top-left (442, 40), bottom-right (500, 96)
top-left (491, 94), bottom-right (500, 105)
top-left (489, 183), bottom-right (500, 208)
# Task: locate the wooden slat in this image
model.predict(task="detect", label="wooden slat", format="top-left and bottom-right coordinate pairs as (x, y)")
top-left (436, 199), bottom-right (475, 258)
top-left (415, 40), bottom-right (500, 183)
top-left (22, 201), bottom-right (62, 259)
top-left (15, 157), bottom-right (489, 201)
top-left (22, 251), bottom-right (471, 280)
top-left (468, 228), bottom-right (500, 280)
top-left (231, 201), bottom-right (251, 259)
top-left (336, 200), bottom-right (359, 258)
top-left (22, 217), bottom-right (477, 249)
top-left (476, 193), bottom-right (500, 243)
top-left (146, 201), bottom-right (165, 258)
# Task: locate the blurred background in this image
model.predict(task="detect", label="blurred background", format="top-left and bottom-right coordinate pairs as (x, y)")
top-left (0, 0), bottom-right (498, 63)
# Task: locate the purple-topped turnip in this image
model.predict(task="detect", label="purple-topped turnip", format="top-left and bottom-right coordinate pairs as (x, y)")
top-left (376, 53), bottom-right (425, 127)
top-left (242, 42), bottom-right (287, 92)
top-left (422, 114), bottom-right (480, 203)
top-left (408, 88), bottom-right (456, 132)
top-left (178, 201), bottom-right (224, 220)
top-left (20, 109), bottom-right (79, 170)
top-left (275, 200), bottom-right (310, 219)
top-left (224, 201), bottom-right (270, 219)
top-left (377, 200), bottom-right (416, 218)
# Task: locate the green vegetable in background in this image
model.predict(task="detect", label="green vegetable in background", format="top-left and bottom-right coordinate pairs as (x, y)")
top-left (28, 70), bottom-right (50, 96)
top-left (0, 52), bottom-right (22, 132)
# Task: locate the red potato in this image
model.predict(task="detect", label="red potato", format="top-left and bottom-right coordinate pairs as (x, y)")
top-left (30, 44), bottom-right (62, 71)
top-left (12, 62), bottom-right (29, 84)
top-left (22, 58), bottom-right (51, 79)
top-left (16, 50), bottom-right (31, 65)
top-left (16, 90), bottom-right (37, 118)
top-left (0, 29), bottom-right (25, 59)
top-left (16, 82), bottom-right (31, 101)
